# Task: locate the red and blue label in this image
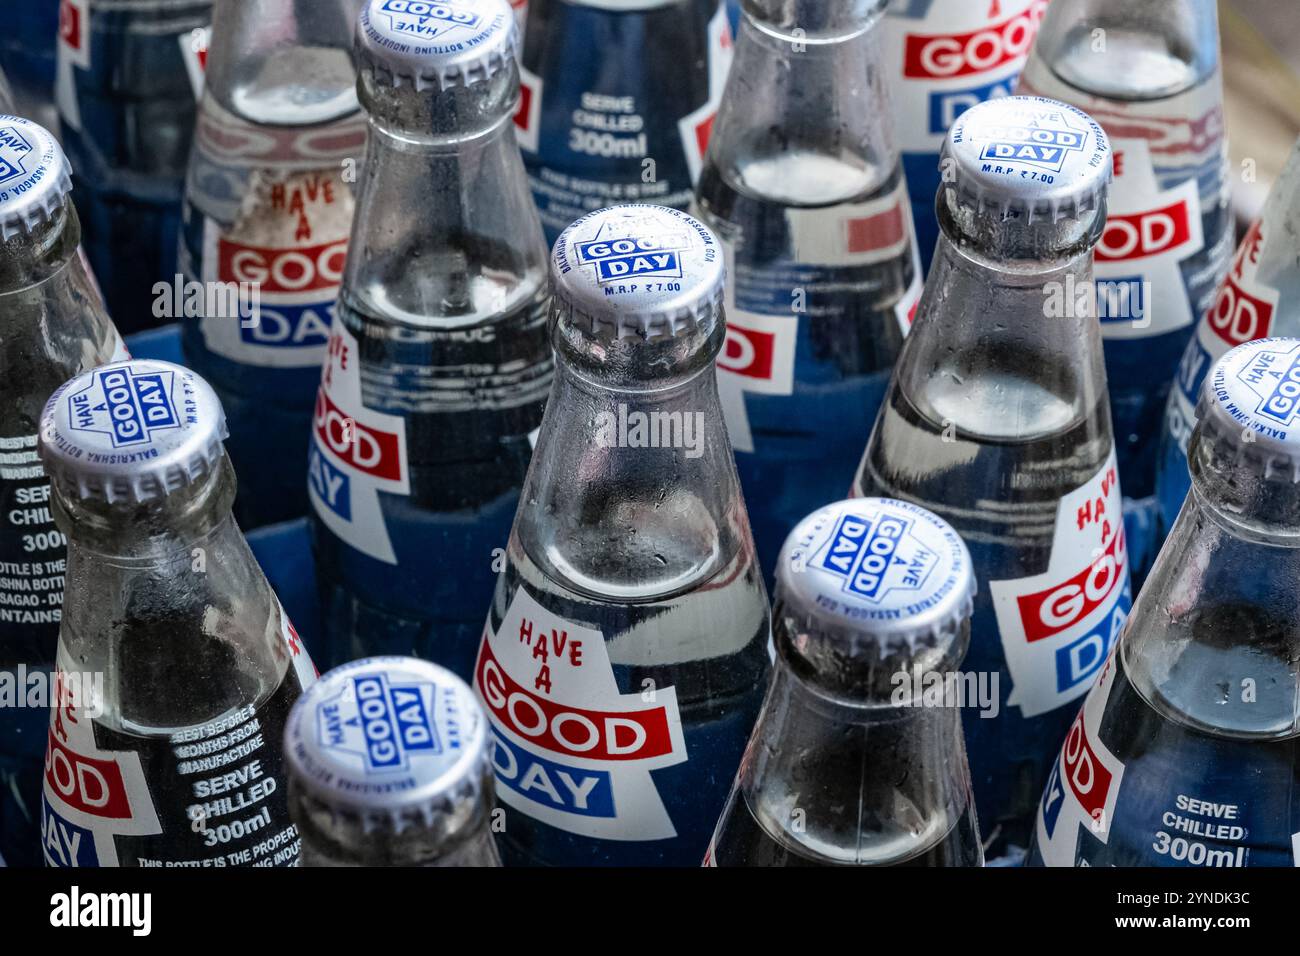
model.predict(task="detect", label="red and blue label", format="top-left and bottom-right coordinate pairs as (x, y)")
top-left (307, 321), bottom-right (410, 565)
top-left (991, 452), bottom-right (1132, 718)
top-left (474, 586), bottom-right (689, 841)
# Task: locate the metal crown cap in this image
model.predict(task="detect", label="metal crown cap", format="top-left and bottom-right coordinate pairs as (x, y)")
top-left (777, 498), bottom-right (976, 652)
top-left (551, 205), bottom-right (726, 340)
top-left (0, 116), bottom-right (73, 240)
top-left (39, 361), bottom-right (228, 504)
top-left (284, 657), bottom-right (492, 827)
top-left (357, 0), bottom-right (517, 91)
top-left (941, 95), bottom-right (1111, 224)
top-left (1196, 338), bottom-right (1300, 482)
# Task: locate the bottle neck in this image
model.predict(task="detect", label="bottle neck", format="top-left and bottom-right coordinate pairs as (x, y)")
top-left (0, 204), bottom-right (121, 440)
top-left (51, 458), bottom-right (238, 562)
top-left (1188, 425), bottom-right (1300, 538)
top-left (517, 324), bottom-right (750, 602)
top-left (738, 631), bottom-right (976, 865)
top-left (707, 0), bottom-right (895, 206)
top-left (895, 225), bottom-right (1109, 442)
top-left (1123, 482), bottom-right (1300, 740)
top-left (204, 0), bottom-right (360, 125)
top-left (0, 202), bottom-right (79, 294)
top-left (292, 781), bottom-right (498, 866)
top-left (344, 71), bottom-right (546, 327)
top-left (52, 460), bottom-right (288, 734)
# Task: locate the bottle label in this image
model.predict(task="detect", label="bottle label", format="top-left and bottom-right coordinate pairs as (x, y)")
top-left (514, 1), bottom-right (732, 235)
top-left (183, 98), bottom-right (363, 369)
top-left (1031, 649), bottom-right (1125, 866)
top-left (714, 178), bottom-right (917, 453)
top-left (41, 609), bottom-right (316, 867)
top-left (55, 0), bottom-right (92, 132)
top-left (989, 451), bottom-right (1132, 718)
top-left (885, 0), bottom-right (1047, 155)
top-left (1019, 67), bottom-right (1228, 340)
top-left (473, 586), bottom-right (689, 842)
top-left (179, 25), bottom-right (210, 102)
top-left (307, 319), bottom-right (410, 565)
top-left (0, 435), bottom-right (63, 639)
top-left (188, 168), bottom-right (351, 368)
top-left (1034, 651), bottom-right (1300, 867)
top-left (1166, 218), bottom-right (1278, 457)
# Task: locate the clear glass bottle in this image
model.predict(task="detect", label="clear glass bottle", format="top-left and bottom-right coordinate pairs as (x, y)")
top-left (286, 655), bottom-right (500, 866)
top-left (707, 497), bottom-right (982, 867)
top-left (515, 0), bottom-right (732, 245)
top-left (38, 359), bottom-right (316, 867)
top-left (1157, 137), bottom-right (1300, 536)
top-left (55, 0), bottom-right (213, 330)
top-left (1017, 0), bottom-right (1233, 532)
top-left (0, 115), bottom-right (125, 869)
top-left (475, 204), bottom-right (771, 866)
top-left (695, 0), bottom-right (923, 585)
top-left (882, 0), bottom-right (1048, 272)
top-left (853, 95), bottom-right (1130, 858)
top-left (309, 0), bottom-right (552, 678)
top-left (1032, 337), bottom-right (1300, 866)
top-left (179, 0), bottom-right (366, 529)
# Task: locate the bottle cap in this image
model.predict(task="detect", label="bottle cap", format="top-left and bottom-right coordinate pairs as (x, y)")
top-left (1196, 337), bottom-right (1300, 482)
top-left (941, 95), bottom-right (1111, 224)
top-left (776, 498), bottom-right (976, 654)
top-left (357, 0), bottom-right (517, 91)
top-left (0, 115), bottom-right (73, 240)
top-left (551, 204), bottom-right (726, 341)
top-left (38, 360), bottom-right (228, 504)
top-left (284, 656), bottom-right (493, 831)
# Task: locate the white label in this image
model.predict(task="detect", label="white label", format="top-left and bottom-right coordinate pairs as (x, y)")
top-left (1167, 218), bottom-right (1278, 455)
top-left (474, 586), bottom-right (689, 841)
top-left (1092, 142), bottom-right (1204, 339)
top-left (1018, 65), bottom-right (1228, 340)
top-left (1033, 650), bottom-right (1125, 866)
top-left (194, 167), bottom-right (352, 369)
top-left (55, 0), bottom-right (92, 132)
top-left (180, 26), bottom-right (211, 102)
top-left (514, 61), bottom-right (544, 154)
top-left (884, 0), bottom-right (1047, 155)
top-left (307, 320), bottom-right (411, 565)
top-left (677, 3), bottom-right (733, 184)
top-left (990, 451), bottom-right (1131, 718)
top-left (894, 243), bottom-right (924, 335)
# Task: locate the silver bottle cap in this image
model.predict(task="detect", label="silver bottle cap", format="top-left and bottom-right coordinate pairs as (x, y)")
top-left (39, 360), bottom-right (228, 504)
top-left (1196, 337), bottom-right (1300, 482)
top-left (777, 498), bottom-right (976, 653)
top-left (357, 0), bottom-right (517, 91)
top-left (284, 656), bottom-right (493, 829)
top-left (551, 204), bottom-right (726, 341)
top-left (0, 115), bottom-right (73, 240)
top-left (941, 95), bottom-right (1111, 224)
